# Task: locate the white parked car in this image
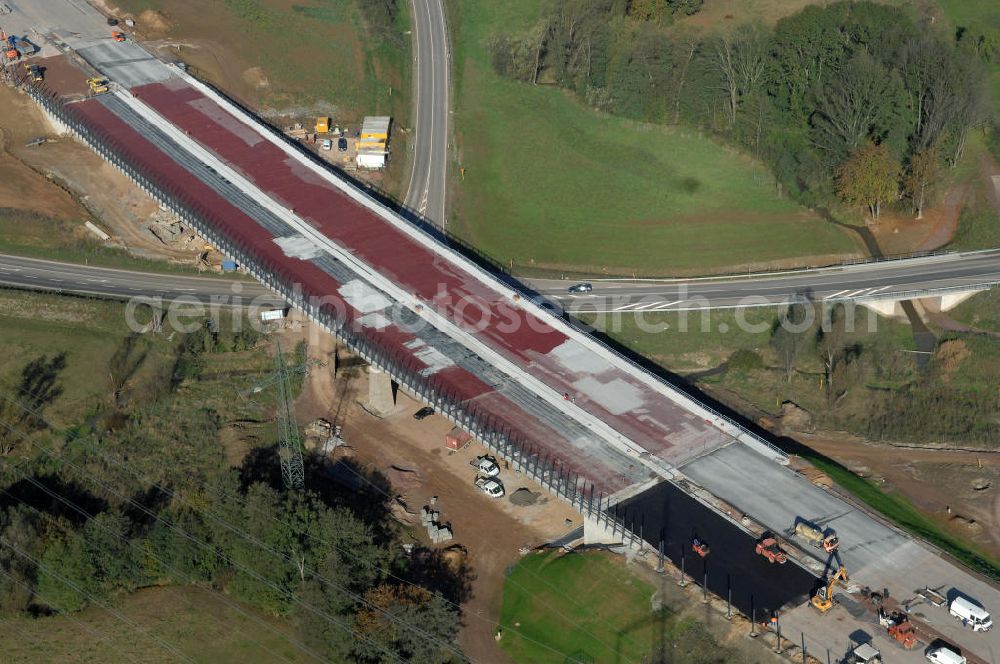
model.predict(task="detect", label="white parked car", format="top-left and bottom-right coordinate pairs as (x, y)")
top-left (477, 478), bottom-right (504, 498)
top-left (322, 138), bottom-right (333, 151)
top-left (472, 456), bottom-right (500, 478)
top-left (926, 646), bottom-right (966, 664)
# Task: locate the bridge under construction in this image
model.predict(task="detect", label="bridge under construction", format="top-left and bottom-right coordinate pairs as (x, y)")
top-left (4, 9), bottom-right (998, 661)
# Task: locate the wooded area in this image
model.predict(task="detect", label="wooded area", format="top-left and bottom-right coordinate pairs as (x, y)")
top-left (0, 318), bottom-right (464, 663)
top-left (489, 0), bottom-right (992, 219)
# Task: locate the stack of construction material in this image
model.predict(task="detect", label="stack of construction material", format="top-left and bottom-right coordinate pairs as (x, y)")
top-left (420, 505), bottom-right (453, 543)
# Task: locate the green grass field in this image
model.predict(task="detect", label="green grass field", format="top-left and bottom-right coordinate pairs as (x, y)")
top-left (500, 551), bottom-right (734, 664)
top-left (0, 290), bottom-right (137, 425)
top-left (2, 585), bottom-right (312, 663)
top-left (449, 1), bottom-right (861, 276)
top-left (112, 0), bottom-right (406, 118)
top-left (936, 0), bottom-right (1000, 109)
top-left (948, 289), bottom-right (1000, 332)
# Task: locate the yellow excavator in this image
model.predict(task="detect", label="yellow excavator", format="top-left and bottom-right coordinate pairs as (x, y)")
top-left (811, 566), bottom-right (849, 613)
top-left (87, 77), bottom-right (109, 94)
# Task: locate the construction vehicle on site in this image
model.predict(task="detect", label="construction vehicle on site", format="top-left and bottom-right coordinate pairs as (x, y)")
top-left (878, 608), bottom-right (918, 649)
top-left (845, 643), bottom-right (882, 664)
top-left (755, 533), bottom-right (787, 564)
top-left (13, 36), bottom-right (35, 56)
top-left (794, 520), bottom-right (839, 553)
top-left (810, 566), bottom-right (849, 613)
top-left (691, 537), bottom-right (710, 558)
top-left (87, 77), bottom-right (109, 94)
top-left (2, 29), bottom-right (17, 60)
top-left (23, 62), bottom-right (42, 82)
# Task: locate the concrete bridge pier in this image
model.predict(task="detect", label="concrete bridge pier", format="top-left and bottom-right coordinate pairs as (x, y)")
top-left (859, 287), bottom-right (987, 319)
top-left (367, 366), bottom-right (397, 416)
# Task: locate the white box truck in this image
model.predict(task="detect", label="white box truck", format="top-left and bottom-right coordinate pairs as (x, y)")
top-left (950, 596), bottom-right (992, 632)
top-left (925, 646), bottom-right (966, 664)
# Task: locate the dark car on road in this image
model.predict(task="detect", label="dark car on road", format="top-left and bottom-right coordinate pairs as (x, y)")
top-left (413, 406), bottom-right (434, 420)
top-left (567, 282), bottom-right (593, 293)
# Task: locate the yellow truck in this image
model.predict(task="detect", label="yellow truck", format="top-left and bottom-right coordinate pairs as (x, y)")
top-left (315, 116), bottom-right (330, 134)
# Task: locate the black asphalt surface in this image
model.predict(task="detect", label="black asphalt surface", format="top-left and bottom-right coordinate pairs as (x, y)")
top-left (620, 481), bottom-right (817, 617)
top-left (4, 250), bottom-right (998, 316)
top-left (0, 253), bottom-right (282, 307)
top-left (535, 250), bottom-right (1000, 311)
top-left (404, 0), bottom-right (449, 226)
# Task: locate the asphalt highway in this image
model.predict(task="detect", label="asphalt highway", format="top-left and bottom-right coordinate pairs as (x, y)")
top-left (3, 251), bottom-right (999, 313)
top-left (404, 0), bottom-right (449, 226)
top-left (0, 253), bottom-right (280, 307)
top-left (533, 249), bottom-right (1000, 311)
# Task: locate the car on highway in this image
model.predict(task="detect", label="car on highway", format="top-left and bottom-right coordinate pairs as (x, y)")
top-left (413, 406), bottom-right (434, 420)
top-left (338, 137), bottom-right (348, 152)
top-left (567, 282), bottom-right (593, 293)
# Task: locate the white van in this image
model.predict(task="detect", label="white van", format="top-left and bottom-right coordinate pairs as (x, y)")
top-left (925, 646), bottom-right (966, 664)
top-left (950, 596), bottom-right (992, 632)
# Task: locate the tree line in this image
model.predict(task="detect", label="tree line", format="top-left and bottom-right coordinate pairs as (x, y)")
top-left (760, 302), bottom-right (1000, 447)
top-left (489, 0), bottom-right (992, 220)
top-left (0, 322), bottom-right (464, 663)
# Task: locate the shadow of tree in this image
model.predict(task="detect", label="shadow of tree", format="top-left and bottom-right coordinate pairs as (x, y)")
top-left (405, 545), bottom-right (476, 605)
top-left (0, 474), bottom-right (107, 527)
top-left (0, 353), bottom-right (67, 455)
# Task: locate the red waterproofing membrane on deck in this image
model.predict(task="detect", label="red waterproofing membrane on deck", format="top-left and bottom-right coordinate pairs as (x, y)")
top-left (70, 97), bottom-right (633, 491)
top-left (132, 80), bottom-right (730, 465)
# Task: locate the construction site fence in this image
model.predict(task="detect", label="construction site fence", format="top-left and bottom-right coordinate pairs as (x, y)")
top-left (20, 81), bottom-right (646, 553)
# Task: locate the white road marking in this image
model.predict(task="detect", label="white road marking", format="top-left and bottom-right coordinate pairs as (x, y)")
top-left (650, 300), bottom-right (683, 311)
top-left (824, 289), bottom-right (850, 299)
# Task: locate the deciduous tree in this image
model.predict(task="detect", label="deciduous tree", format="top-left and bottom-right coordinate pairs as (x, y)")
top-left (770, 301), bottom-right (814, 383)
top-left (904, 144), bottom-right (941, 219)
top-left (836, 141), bottom-right (900, 221)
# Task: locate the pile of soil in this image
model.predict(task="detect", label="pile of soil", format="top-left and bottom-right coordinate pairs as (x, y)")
top-left (935, 339), bottom-right (970, 381)
top-left (508, 488), bottom-right (541, 506)
top-left (385, 465), bottom-right (422, 490)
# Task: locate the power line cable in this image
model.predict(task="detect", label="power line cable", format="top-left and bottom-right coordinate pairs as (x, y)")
top-left (2, 387), bottom-right (630, 664)
top-left (0, 536), bottom-right (197, 664)
top-left (0, 402), bottom-right (423, 664)
top-left (0, 485), bottom-right (316, 664)
top-left (45, 403), bottom-right (635, 663)
top-left (0, 391), bottom-right (469, 662)
top-left (0, 566), bottom-right (141, 663)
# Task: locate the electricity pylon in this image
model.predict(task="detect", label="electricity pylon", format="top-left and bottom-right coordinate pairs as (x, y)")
top-left (240, 340), bottom-right (317, 490)
top-left (273, 339), bottom-right (305, 489)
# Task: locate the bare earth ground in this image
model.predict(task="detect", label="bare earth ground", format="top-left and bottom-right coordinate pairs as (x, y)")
top-left (0, 85), bottom-right (210, 264)
top-left (792, 432), bottom-right (1000, 559)
top-left (283, 319), bottom-right (581, 664)
top-left (871, 184), bottom-right (966, 255)
top-left (0, 87), bottom-right (83, 220)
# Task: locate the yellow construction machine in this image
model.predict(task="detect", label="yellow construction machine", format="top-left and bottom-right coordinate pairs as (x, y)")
top-left (811, 566), bottom-right (849, 613)
top-left (87, 77), bottom-right (109, 94)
